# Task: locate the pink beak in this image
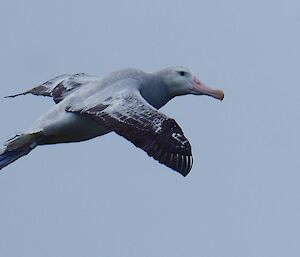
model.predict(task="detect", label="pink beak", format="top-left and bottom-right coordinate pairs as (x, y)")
top-left (193, 76), bottom-right (224, 101)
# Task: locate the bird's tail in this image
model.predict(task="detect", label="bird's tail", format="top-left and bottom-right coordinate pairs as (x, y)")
top-left (0, 133), bottom-right (41, 171)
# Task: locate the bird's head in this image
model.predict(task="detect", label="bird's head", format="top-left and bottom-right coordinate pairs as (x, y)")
top-left (162, 66), bottom-right (224, 101)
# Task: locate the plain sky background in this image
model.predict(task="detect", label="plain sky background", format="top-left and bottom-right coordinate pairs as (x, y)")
top-left (0, 1), bottom-right (299, 257)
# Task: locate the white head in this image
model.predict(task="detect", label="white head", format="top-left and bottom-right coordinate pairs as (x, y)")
top-left (162, 66), bottom-right (224, 101)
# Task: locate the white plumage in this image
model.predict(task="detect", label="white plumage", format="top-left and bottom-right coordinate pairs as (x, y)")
top-left (1, 67), bottom-right (224, 176)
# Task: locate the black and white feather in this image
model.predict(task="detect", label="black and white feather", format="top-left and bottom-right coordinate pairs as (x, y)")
top-left (6, 73), bottom-right (99, 104)
top-left (67, 88), bottom-right (193, 176)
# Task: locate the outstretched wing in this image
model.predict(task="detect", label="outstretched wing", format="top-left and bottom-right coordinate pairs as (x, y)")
top-left (66, 87), bottom-right (193, 176)
top-left (6, 73), bottom-right (100, 104)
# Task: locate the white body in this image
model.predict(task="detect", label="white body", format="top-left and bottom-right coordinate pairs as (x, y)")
top-left (1, 66), bottom-right (224, 175)
top-left (29, 103), bottom-right (110, 144)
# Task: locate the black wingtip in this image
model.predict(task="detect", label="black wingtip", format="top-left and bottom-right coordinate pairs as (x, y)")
top-left (180, 169), bottom-right (191, 177)
top-left (4, 92), bottom-right (29, 99)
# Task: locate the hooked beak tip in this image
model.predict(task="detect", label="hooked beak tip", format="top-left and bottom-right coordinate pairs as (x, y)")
top-left (217, 90), bottom-right (225, 101)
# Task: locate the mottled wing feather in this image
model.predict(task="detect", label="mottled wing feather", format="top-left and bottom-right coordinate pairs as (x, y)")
top-left (5, 73), bottom-right (96, 104)
top-left (67, 91), bottom-right (193, 176)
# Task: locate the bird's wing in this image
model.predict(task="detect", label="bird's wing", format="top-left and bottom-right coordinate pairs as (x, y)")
top-left (66, 83), bottom-right (193, 176)
top-left (5, 73), bottom-right (100, 104)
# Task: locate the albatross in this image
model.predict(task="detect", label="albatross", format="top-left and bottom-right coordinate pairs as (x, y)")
top-left (0, 67), bottom-right (224, 176)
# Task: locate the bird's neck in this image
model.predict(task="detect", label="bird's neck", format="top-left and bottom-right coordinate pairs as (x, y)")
top-left (140, 74), bottom-right (173, 109)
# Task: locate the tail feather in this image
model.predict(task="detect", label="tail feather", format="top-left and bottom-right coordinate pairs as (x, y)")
top-left (0, 147), bottom-right (33, 170)
top-left (0, 133), bottom-right (40, 171)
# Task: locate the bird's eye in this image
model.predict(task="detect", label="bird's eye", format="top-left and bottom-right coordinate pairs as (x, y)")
top-left (178, 71), bottom-right (186, 76)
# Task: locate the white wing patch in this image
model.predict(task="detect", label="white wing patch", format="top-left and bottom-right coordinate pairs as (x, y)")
top-left (152, 117), bottom-right (165, 133)
top-left (172, 132), bottom-right (188, 145)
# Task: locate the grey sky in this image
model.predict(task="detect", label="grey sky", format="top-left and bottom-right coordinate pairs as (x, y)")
top-left (0, 0), bottom-right (299, 256)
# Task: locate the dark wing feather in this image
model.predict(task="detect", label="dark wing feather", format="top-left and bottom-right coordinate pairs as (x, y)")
top-left (5, 73), bottom-right (97, 104)
top-left (67, 91), bottom-right (193, 176)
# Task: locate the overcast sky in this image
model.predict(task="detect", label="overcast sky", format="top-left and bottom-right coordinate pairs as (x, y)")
top-left (0, 1), bottom-right (299, 257)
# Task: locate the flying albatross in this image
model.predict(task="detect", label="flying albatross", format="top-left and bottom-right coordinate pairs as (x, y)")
top-left (0, 67), bottom-right (224, 176)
